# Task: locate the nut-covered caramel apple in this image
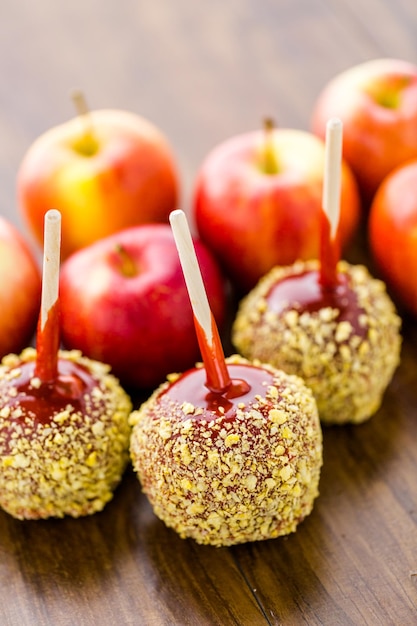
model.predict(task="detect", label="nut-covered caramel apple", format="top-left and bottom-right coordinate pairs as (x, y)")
top-left (232, 259), bottom-right (401, 425)
top-left (130, 210), bottom-right (322, 546)
top-left (0, 210), bottom-right (132, 520)
top-left (0, 348), bottom-right (132, 519)
top-left (130, 354), bottom-right (322, 546)
top-left (232, 119), bottom-right (401, 426)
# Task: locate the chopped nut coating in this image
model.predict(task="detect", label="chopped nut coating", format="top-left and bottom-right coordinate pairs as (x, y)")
top-left (232, 260), bottom-right (402, 425)
top-left (130, 355), bottom-right (322, 547)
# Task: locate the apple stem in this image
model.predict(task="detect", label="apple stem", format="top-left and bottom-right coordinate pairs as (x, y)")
top-left (262, 117), bottom-right (279, 175)
top-left (35, 210), bottom-right (62, 383)
top-left (71, 89), bottom-right (90, 117)
top-left (169, 209), bottom-right (231, 394)
top-left (71, 90), bottom-right (98, 156)
top-left (114, 243), bottom-right (137, 277)
top-left (320, 117), bottom-right (343, 289)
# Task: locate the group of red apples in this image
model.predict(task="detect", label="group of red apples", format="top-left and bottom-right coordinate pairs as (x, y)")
top-left (3, 57), bottom-right (417, 392)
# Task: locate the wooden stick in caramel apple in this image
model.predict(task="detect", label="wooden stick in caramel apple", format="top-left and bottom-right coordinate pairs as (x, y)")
top-left (129, 209), bottom-right (323, 546)
top-left (320, 117), bottom-right (343, 289)
top-left (34, 208), bottom-right (62, 382)
top-left (0, 205), bottom-right (133, 521)
top-left (169, 209), bottom-right (232, 394)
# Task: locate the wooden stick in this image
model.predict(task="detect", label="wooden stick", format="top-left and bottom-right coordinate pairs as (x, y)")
top-left (39, 209), bottom-right (61, 331)
top-left (323, 117), bottom-right (343, 239)
top-left (169, 209), bottom-right (231, 393)
top-left (320, 117), bottom-right (343, 288)
top-left (35, 209), bottom-right (62, 382)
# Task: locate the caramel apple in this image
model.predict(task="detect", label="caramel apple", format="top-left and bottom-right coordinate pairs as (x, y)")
top-left (129, 210), bottom-right (322, 547)
top-left (0, 348), bottom-right (132, 519)
top-left (232, 259), bottom-right (401, 425)
top-left (130, 354), bottom-right (322, 546)
top-left (0, 210), bottom-right (132, 520)
top-left (232, 119), bottom-right (401, 425)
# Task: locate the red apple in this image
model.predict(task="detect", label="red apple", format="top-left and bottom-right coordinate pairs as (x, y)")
top-left (192, 123), bottom-right (360, 293)
top-left (0, 217), bottom-right (41, 357)
top-left (17, 108), bottom-right (180, 259)
top-left (58, 223), bottom-right (227, 390)
top-left (369, 159), bottom-right (417, 316)
top-left (311, 58), bottom-right (417, 203)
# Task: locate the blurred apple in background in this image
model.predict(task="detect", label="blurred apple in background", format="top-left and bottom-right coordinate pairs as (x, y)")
top-left (0, 216), bottom-right (41, 358)
top-left (311, 58), bottom-right (417, 203)
top-left (369, 159), bottom-right (417, 317)
top-left (59, 223), bottom-right (226, 390)
top-left (192, 122), bottom-right (360, 293)
top-left (17, 105), bottom-right (179, 259)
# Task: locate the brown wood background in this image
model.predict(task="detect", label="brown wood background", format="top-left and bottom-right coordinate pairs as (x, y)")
top-left (1, 1), bottom-right (417, 624)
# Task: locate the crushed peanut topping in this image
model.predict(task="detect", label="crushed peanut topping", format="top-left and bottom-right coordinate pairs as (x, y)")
top-left (232, 260), bottom-right (402, 425)
top-left (130, 354), bottom-right (322, 547)
top-left (0, 348), bottom-right (133, 520)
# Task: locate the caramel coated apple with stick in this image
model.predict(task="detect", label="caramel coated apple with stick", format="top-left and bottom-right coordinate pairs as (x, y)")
top-left (233, 118), bottom-right (402, 425)
top-left (0, 210), bottom-right (132, 520)
top-left (130, 209), bottom-right (322, 547)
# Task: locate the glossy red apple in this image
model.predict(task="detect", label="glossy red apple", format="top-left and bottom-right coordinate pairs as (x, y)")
top-left (311, 58), bottom-right (417, 203)
top-left (193, 123), bottom-right (360, 293)
top-left (369, 159), bottom-right (417, 316)
top-left (0, 217), bottom-right (41, 357)
top-left (17, 108), bottom-right (180, 259)
top-left (58, 223), bottom-right (227, 390)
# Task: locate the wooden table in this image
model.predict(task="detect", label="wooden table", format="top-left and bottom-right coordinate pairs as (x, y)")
top-left (1, 1), bottom-right (417, 624)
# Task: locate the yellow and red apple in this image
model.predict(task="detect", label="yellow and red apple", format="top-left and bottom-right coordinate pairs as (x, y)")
top-left (0, 216), bottom-right (41, 357)
top-left (369, 159), bottom-right (417, 317)
top-left (311, 58), bottom-right (417, 203)
top-left (192, 124), bottom-right (360, 293)
top-left (17, 109), bottom-right (180, 259)
top-left (58, 223), bottom-right (227, 390)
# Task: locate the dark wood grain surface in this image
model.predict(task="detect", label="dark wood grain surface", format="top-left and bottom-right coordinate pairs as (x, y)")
top-left (1, 1), bottom-right (417, 624)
